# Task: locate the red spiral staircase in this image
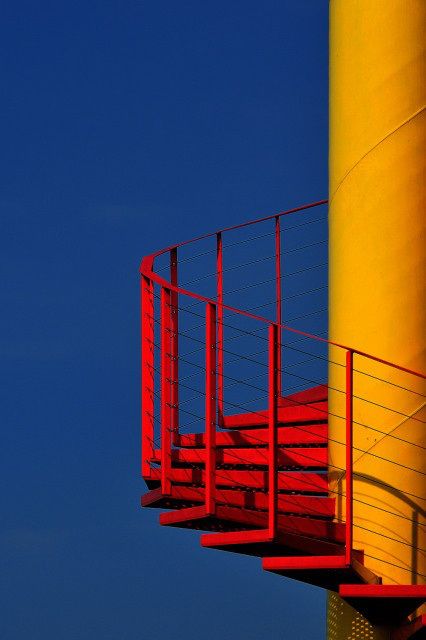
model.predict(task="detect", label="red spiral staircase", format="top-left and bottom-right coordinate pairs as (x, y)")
top-left (140, 201), bottom-right (426, 637)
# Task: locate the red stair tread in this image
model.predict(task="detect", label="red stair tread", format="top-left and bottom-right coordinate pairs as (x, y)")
top-left (223, 401), bottom-right (328, 429)
top-left (263, 556), bottom-right (380, 592)
top-left (176, 423), bottom-right (327, 448)
top-left (152, 446), bottom-right (327, 469)
top-left (142, 485), bottom-right (335, 517)
top-left (338, 585), bottom-right (426, 625)
top-left (160, 504), bottom-right (345, 544)
top-left (148, 467), bottom-right (328, 494)
top-left (201, 528), bottom-right (345, 558)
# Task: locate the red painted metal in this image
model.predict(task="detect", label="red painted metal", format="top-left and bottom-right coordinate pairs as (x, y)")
top-left (205, 302), bottom-right (217, 516)
top-left (278, 384), bottom-right (328, 406)
top-left (339, 585), bottom-right (426, 625)
top-left (223, 401), bottom-right (328, 428)
top-left (275, 217), bottom-right (282, 396)
top-left (216, 232), bottom-right (224, 426)
top-left (176, 423), bottom-right (328, 448)
top-left (340, 585), bottom-right (426, 599)
top-left (161, 287), bottom-right (172, 495)
top-left (141, 275), bottom-right (154, 479)
top-left (345, 349), bottom-right (353, 565)
top-left (268, 323), bottom-right (278, 539)
top-left (143, 484), bottom-right (335, 517)
top-left (140, 256), bottom-right (425, 381)
top-left (152, 446), bottom-right (328, 468)
top-left (201, 528), bottom-right (345, 558)
top-left (141, 200), bottom-right (328, 261)
top-left (148, 467), bottom-right (329, 493)
top-left (170, 248), bottom-right (179, 444)
top-left (160, 502), bottom-right (346, 541)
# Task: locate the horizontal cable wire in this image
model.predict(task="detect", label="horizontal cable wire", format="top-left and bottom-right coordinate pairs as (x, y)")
top-left (223, 261), bottom-right (328, 296)
top-left (147, 304), bottom-right (425, 397)
top-left (182, 254), bottom-right (276, 287)
top-left (164, 344), bottom-right (426, 459)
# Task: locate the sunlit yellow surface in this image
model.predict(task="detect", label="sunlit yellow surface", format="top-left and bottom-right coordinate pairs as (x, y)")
top-left (328, 0), bottom-right (426, 620)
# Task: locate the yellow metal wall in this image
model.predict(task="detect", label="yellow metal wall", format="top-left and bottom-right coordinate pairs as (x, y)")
top-left (327, 592), bottom-right (390, 640)
top-left (328, 0), bottom-right (426, 603)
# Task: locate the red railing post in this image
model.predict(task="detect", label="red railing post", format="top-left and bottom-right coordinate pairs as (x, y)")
top-left (345, 349), bottom-right (354, 565)
top-left (216, 232), bottom-right (224, 426)
top-left (275, 216), bottom-right (282, 397)
top-left (268, 323), bottom-right (278, 540)
top-left (205, 302), bottom-right (217, 516)
top-left (170, 248), bottom-right (179, 444)
top-left (141, 275), bottom-right (155, 479)
top-left (161, 287), bottom-right (172, 495)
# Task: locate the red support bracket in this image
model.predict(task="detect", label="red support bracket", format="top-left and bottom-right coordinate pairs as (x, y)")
top-left (141, 275), bottom-right (155, 479)
top-left (161, 287), bottom-right (172, 495)
top-left (275, 217), bottom-right (282, 397)
top-left (268, 323), bottom-right (278, 539)
top-left (170, 248), bottom-right (179, 445)
top-left (345, 349), bottom-right (353, 565)
top-left (205, 302), bottom-right (217, 516)
top-left (216, 232), bottom-right (224, 426)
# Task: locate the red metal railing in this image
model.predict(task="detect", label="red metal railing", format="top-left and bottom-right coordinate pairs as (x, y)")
top-left (140, 200), bottom-right (425, 568)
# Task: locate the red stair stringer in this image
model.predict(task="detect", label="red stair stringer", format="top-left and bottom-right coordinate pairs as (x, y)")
top-left (262, 555), bottom-right (381, 592)
top-left (338, 585), bottom-right (426, 625)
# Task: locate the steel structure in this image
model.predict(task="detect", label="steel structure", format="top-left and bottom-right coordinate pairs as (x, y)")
top-left (140, 200), bottom-right (426, 637)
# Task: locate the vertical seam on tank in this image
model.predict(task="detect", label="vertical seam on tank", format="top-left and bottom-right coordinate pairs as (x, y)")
top-left (329, 105), bottom-right (426, 205)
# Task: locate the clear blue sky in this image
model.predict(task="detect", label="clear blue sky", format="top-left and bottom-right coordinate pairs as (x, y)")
top-left (1, 2), bottom-right (329, 638)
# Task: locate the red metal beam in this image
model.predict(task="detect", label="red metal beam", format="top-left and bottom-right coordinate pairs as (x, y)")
top-left (275, 217), bottom-right (282, 397)
top-left (205, 302), bottom-right (217, 516)
top-left (161, 287), bottom-right (172, 495)
top-left (148, 466), bottom-right (329, 493)
top-left (152, 445), bottom-right (328, 468)
top-left (345, 349), bottom-right (353, 565)
top-left (141, 275), bottom-right (154, 479)
top-left (216, 232), bottom-right (224, 426)
top-left (268, 323), bottom-right (278, 539)
top-left (170, 248), bottom-right (179, 444)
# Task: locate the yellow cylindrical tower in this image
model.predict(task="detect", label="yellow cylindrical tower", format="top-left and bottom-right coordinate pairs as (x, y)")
top-left (328, 0), bottom-right (426, 633)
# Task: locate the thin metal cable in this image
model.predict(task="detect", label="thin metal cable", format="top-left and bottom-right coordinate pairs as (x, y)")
top-left (147, 306), bottom-right (425, 397)
top-left (182, 254), bottom-right (275, 287)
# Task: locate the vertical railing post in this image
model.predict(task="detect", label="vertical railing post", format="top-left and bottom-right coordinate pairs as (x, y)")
top-left (170, 248), bottom-right (179, 445)
top-left (141, 275), bottom-right (155, 479)
top-left (345, 349), bottom-right (354, 565)
top-left (275, 216), bottom-right (282, 397)
top-left (161, 287), bottom-right (172, 495)
top-left (216, 232), bottom-right (224, 426)
top-left (205, 302), bottom-right (217, 516)
top-left (268, 323), bottom-right (278, 540)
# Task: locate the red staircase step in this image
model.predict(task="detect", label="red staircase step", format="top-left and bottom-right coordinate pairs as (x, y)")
top-left (152, 446), bottom-right (327, 469)
top-left (160, 504), bottom-right (345, 544)
top-left (223, 401), bottom-right (328, 429)
top-left (338, 585), bottom-right (426, 625)
top-left (176, 423), bottom-right (327, 448)
top-left (262, 556), bottom-right (381, 592)
top-left (148, 467), bottom-right (328, 494)
top-left (201, 528), bottom-right (345, 558)
top-left (279, 385), bottom-right (328, 407)
top-left (142, 485), bottom-right (335, 517)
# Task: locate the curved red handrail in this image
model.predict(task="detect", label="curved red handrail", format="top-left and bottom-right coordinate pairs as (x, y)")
top-left (140, 199), bottom-right (425, 379)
